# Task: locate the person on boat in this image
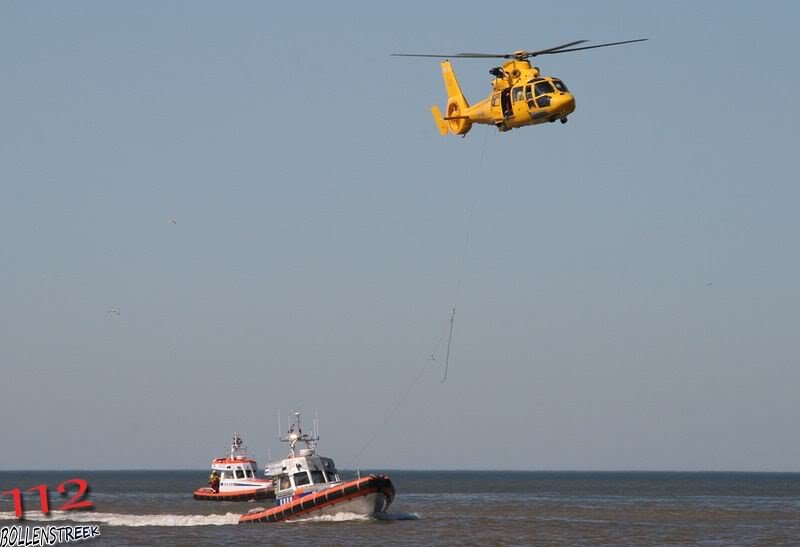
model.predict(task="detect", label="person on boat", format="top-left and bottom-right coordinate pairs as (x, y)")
top-left (208, 471), bottom-right (220, 493)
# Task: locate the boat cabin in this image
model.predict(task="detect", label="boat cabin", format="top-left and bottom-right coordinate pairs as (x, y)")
top-left (212, 457), bottom-right (260, 480)
top-left (267, 453), bottom-right (341, 496)
top-left (265, 413), bottom-right (343, 503)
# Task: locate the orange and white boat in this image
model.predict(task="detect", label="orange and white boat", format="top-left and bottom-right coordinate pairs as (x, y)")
top-left (193, 433), bottom-right (275, 502)
top-left (239, 413), bottom-right (394, 523)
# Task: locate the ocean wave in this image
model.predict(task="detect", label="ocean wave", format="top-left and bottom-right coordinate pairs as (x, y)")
top-left (0, 511), bottom-right (240, 527)
top-left (376, 511), bottom-right (421, 521)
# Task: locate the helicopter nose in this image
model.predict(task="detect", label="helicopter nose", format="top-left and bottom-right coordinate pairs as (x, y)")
top-left (554, 93), bottom-right (576, 115)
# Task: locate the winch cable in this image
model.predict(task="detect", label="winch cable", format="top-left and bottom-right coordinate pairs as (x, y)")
top-left (441, 124), bottom-right (488, 382)
top-left (345, 321), bottom-right (451, 470)
top-left (346, 128), bottom-right (491, 469)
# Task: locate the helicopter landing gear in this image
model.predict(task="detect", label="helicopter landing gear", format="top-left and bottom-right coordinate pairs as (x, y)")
top-left (560, 117), bottom-right (568, 124)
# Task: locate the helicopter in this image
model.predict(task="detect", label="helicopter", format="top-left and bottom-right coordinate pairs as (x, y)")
top-left (393, 39), bottom-right (646, 136)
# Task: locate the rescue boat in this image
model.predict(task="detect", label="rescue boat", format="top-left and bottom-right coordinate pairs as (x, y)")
top-left (239, 413), bottom-right (395, 523)
top-left (193, 432), bottom-right (275, 502)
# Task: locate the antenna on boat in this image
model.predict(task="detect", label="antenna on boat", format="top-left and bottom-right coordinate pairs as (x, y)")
top-left (279, 410), bottom-right (319, 457)
top-left (230, 431), bottom-right (247, 459)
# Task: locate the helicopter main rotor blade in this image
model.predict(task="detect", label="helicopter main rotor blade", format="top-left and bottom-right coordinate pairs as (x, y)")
top-left (391, 39), bottom-right (646, 60)
top-left (391, 53), bottom-right (509, 58)
top-left (535, 38), bottom-right (648, 55)
top-left (521, 40), bottom-right (589, 58)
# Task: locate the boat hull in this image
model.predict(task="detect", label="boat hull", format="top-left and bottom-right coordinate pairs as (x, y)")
top-left (239, 474), bottom-right (394, 523)
top-left (193, 487), bottom-right (274, 502)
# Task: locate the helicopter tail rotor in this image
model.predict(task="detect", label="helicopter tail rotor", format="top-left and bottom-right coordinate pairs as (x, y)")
top-left (431, 106), bottom-right (448, 136)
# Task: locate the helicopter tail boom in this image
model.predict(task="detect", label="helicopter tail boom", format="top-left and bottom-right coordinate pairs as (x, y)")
top-left (441, 61), bottom-right (468, 106)
top-left (436, 60), bottom-right (472, 136)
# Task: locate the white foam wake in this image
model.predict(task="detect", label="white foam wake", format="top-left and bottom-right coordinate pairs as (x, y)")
top-left (293, 511), bottom-right (421, 523)
top-left (0, 511), bottom-right (240, 527)
top-left (292, 511), bottom-right (371, 523)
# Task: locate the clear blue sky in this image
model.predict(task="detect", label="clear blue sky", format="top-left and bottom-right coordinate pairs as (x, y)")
top-left (2, 1), bottom-right (798, 471)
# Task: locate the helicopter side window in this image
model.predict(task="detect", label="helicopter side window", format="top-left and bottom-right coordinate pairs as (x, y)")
top-left (553, 79), bottom-right (568, 92)
top-left (534, 81), bottom-right (555, 97)
top-left (512, 87), bottom-right (524, 102)
top-left (491, 93), bottom-right (500, 107)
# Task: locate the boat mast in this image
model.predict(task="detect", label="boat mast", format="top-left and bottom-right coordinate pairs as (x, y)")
top-left (280, 411), bottom-right (319, 457)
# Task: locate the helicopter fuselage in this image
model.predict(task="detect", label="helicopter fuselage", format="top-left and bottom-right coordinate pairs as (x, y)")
top-left (433, 59), bottom-right (576, 135)
top-left (396, 38), bottom-right (645, 136)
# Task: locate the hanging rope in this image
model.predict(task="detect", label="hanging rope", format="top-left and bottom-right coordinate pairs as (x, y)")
top-left (346, 319), bottom-right (451, 469)
top-left (441, 307), bottom-right (456, 383)
top-left (347, 127), bottom-right (491, 467)
top-left (440, 125), bottom-right (489, 382)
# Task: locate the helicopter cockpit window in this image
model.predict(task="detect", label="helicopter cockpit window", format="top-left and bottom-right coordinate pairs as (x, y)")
top-left (534, 81), bottom-right (555, 97)
top-left (525, 85), bottom-right (536, 109)
top-left (512, 87), bottom-right (524, 102)
top-left (552, 79), bottom-right (568, 92)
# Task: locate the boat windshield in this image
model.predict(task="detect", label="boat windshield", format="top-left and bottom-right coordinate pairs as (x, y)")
top-left (325, 472), bottom-right (339, 482)
top-left (245, 469), bottom-right (253, 478)
top-left (293, 471), bottom-right (310, 487)
top-left (310, 470), bottom-right (325, 484)
top-left (278, 475), bottom-right (291, 491)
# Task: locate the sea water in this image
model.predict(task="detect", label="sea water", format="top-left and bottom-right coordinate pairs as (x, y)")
top-left (1, 470), bottom-right (799, 545)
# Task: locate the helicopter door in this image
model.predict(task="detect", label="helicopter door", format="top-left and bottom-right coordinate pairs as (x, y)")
top-left (500, 89), bottom-right (512, 118)
top-left (510, 86), bottom-right (528, 121)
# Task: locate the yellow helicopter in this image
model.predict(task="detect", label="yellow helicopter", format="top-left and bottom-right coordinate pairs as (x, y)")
top-left (393, 39), bottom-right (646, 136)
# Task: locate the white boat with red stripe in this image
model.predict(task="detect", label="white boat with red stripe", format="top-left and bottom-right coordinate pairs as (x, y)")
top-left (239, 412), bottom-right (394, 523)
top-left (193, 432), bottom-right (275, 502)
